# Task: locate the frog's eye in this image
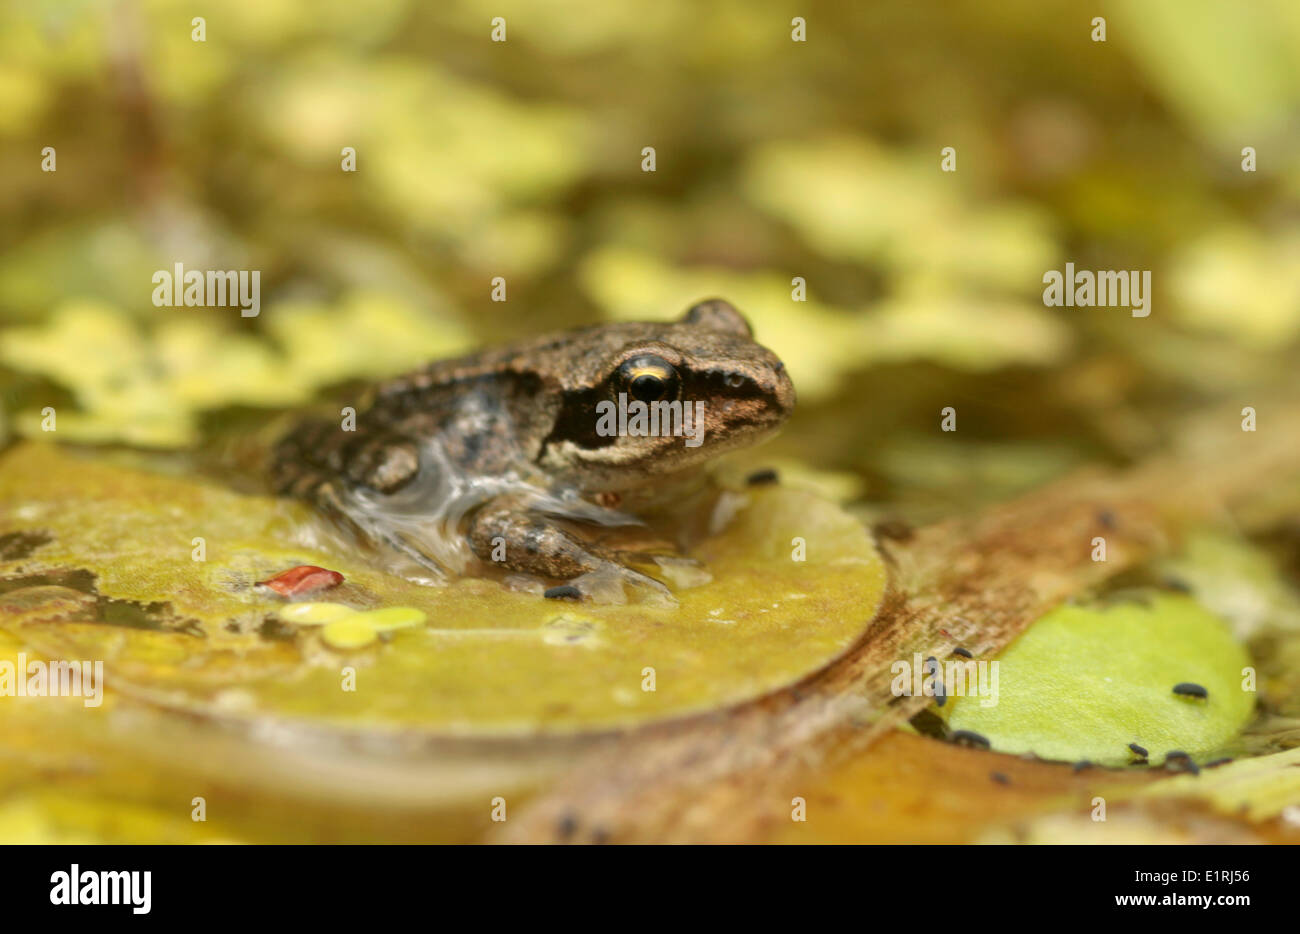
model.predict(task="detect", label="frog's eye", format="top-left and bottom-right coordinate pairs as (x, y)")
top-left (617, 354), bottom-right (679, 403)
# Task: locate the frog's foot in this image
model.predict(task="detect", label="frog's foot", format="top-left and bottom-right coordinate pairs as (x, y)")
top-left (554, 563), bottom-right (676, 608)
top-left (286, 478), bottom-right (453, 582)
top-left (467, 503), bottom-right (677, 605)
top-left (375, 529), bottom-right (451, 581)
top-left (615, 551), bottom-right (712, 590)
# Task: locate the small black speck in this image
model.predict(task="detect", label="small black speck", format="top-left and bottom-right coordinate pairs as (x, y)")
top-left (1072, 760), bottom-right (1092, 773)
top-left (1173, 682), bottom-right (1208, 699)
top-left (1164, 751), bottom-right (1200, 775)
top-left (556, 813), bottom-right (578, 840)
top-left (746, 468), bottom-right (780, 486)
top-left (951, 729), bottom-right (990, 750)
top-left (952, 646), bottom-right (973, 659)
top-left (1204, 757), bottom-right (1233, 768)
top-left (908, 709), bottom-right (949, 739)
top-left (1097, 509), bottom-right (1117, 529)
top-left (1128, 742), bottom-right (1149, 758)
top-left (990, 771), bottom-right (1010, 785)
top-left (544, 584), bottom-right (582, 601)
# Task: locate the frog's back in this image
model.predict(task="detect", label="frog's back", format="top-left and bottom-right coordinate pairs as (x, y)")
top-left (271, 364), bottom-right (548, 503)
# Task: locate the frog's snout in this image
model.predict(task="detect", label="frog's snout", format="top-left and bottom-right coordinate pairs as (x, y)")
top-left (768, 357), bottom-right (797, 422)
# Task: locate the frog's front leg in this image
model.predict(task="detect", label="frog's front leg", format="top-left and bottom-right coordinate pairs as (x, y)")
top-left (466, 497), bottom-right (673, 604)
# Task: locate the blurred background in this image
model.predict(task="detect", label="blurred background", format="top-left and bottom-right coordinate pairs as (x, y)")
top-left (1, 0), bottom-right (1299, 517)
top-left (3, 0), bottom-right (1300, 846)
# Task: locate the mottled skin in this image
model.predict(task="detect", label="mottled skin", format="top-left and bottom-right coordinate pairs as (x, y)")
top-left (271, 299), bottom-right (795, 599)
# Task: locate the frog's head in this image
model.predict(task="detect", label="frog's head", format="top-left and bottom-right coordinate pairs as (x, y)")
top-left (538, 299), bottom-right (796, 491)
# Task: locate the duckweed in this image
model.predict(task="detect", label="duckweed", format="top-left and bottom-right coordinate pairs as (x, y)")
top-left (277, 603), bottom-right (355, 625)
top-left (278, 602), bottom-right (427, 647)
top-left (320, 617), bottom-right (381, 651)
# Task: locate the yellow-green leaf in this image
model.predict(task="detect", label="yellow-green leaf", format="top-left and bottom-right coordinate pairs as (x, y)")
top-left (944, 595), bottom-right (1254, 766)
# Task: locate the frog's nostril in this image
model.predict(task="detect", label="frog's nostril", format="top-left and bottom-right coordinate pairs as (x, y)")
top-left (774, 361), bottom-right (785, 374)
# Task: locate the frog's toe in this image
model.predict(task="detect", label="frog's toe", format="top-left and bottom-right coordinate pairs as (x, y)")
top-left (616, 549), bottom-right (700, 568)
top-left (619, 567), bottom-right (678, 607)
top-left (564, 563), bottom-right (677, 607)
top-left (615, 551), bottom-right (711, 591)
top-left (647, 554), bottom-right (712, 590)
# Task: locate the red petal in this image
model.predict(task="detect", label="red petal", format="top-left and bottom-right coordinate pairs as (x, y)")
top-left (257, 565), bottom-right (344, 597)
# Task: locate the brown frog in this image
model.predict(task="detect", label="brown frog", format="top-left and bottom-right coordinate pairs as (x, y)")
top-left (270, 299), bottom-right (795, 603)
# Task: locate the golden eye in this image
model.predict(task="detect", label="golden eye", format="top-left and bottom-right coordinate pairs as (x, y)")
top-left (618, 354), bottom-right (678, 403)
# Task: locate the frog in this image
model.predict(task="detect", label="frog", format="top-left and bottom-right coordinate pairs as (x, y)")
top-left (269, 298), bottom-right (795, 603)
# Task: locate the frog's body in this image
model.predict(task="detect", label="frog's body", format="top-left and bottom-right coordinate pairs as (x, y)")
top-left (271, 300), bottom-right (795, 601)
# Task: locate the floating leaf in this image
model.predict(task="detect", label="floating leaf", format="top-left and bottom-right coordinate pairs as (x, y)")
top-left (944, 595), bottom-right (1255, 766)
top-left (0, 442), bottom-right (887, 735)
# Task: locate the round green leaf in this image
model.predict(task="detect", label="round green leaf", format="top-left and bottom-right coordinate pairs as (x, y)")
top-left (945, 594), bottom-right (1254, 766)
